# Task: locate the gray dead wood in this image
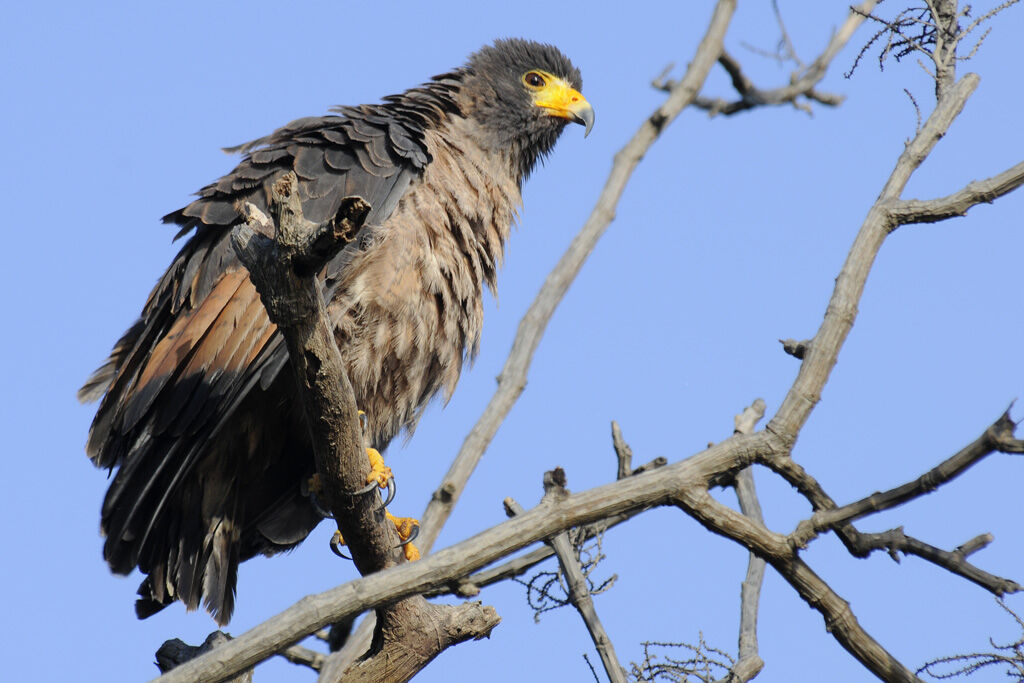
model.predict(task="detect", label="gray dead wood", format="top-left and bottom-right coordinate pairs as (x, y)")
top-left (149, 430), bottom-right (773, 683)
top-left (760, 412), bottom-right (1022, 597)
top-left (675, 487), bottom-right (923, 682)
top-left (715, 400), bottom-right (767, 683)
top-left (791, 412), bottom-right (1024, 548)
top-left (668, 2), bottom-right (879, 116)
top-left (278, 643), bottom-right (326, 672)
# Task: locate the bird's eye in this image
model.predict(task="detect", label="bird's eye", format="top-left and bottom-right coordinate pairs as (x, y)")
top-left (523, 71), bottom-right (546, 89)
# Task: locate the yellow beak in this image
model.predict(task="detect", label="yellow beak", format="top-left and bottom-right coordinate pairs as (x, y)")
top-left (533, 77), bottom-right (595, 137)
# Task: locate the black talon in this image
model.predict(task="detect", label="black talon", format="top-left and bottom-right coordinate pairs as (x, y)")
top-left (309, 491), bottom-right (334, 519)
top-left (330, 531), bottom-right (352, 560)
top-left (353, 479), bottom-right (378, 496)
top-left (397, 523), bottom-right (419, 548)
top-left (381, 477), bottom-right (396, 508)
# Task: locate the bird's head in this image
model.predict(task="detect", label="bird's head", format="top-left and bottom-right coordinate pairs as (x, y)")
top-left (458, 38), bottom-right (593, 182)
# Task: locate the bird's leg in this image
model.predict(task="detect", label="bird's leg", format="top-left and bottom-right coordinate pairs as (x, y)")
top-left (364, 447), bottom-right (392, 490)
top-left (387, 510), bottom-right (421, 562)
top-left (327, 412), bottom-right (420, 561)
top-left (364, 448), bottom-right (420, 561)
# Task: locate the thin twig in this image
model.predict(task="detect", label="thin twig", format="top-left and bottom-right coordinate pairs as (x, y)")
top-left (679, 1), bottom-right (879, 116)
top-left (508, 477), bottom-right (627, 683)
top-left (792, 412), bottom-right (1024, 543)
top-left (886, 159), bottom-right (1024, 226)
top-left (613, 421), bottom-right (634, 480)
top-left (726, 400), bottom-right (767, 682)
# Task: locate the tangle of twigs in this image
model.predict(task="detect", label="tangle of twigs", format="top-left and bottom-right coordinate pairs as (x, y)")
top-left (917, 599), bottom-right (1024, 680)
top-left (630, 635), bottom-right (736, 683)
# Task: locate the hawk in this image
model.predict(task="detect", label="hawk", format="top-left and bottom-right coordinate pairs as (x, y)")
top-left (80, 38), bottom-right (593, 625)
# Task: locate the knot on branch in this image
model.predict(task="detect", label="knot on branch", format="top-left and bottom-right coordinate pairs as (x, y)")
top-left (230, 172), bottom-right (370, 328)
top-left (157, 632), bottom-right (251, 682)
top-left (987, 410), bottom-right (1024, 454)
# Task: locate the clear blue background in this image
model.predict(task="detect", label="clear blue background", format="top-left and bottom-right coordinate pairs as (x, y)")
top-left (2, 2), bottom-right (1022, 681)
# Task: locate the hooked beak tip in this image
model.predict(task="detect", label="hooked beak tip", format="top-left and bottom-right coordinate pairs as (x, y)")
top-left (573, 104), bottom-right (595, 138)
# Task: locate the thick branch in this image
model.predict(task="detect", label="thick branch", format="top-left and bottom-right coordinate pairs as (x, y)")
top-left (424, 496), bottom-right (660, 599)
top-left (230, 174), bottom-right (495, 683)
top-left (336, 600), bottom-right (500, 683)
top-left (767, 72), bottom-right (980, 444)
top-left (151, 432), bottom-right (770, 683)
top-left (232, 176), bottom-right (394, 574)
top-left (887, 159), bottom-right (1024, 226)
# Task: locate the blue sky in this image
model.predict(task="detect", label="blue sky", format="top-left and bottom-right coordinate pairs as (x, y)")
top-left (2, 2), bottom-right (1023, 681)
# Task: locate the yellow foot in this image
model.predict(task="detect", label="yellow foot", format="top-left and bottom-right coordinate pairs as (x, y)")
top-left (386, 511), bottom-right (421, 562)
top-left (329, 516), bottom-right (419, 561)
top-left (365, 447), bottom-right (393, 489)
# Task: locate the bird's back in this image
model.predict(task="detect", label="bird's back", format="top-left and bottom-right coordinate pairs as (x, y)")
top-left (78, 78), bottom-right (520, 624)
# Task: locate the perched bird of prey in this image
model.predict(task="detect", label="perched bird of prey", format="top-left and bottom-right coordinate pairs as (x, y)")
top-left (79, 39), bottom-right (593, 625)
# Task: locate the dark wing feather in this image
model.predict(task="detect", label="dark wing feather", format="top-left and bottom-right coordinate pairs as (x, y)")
top-left (82, 100), bottom-right (437, 624)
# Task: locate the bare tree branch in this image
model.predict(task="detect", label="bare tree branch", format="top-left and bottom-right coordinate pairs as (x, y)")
top-left (232, 179), bottom-right (398, 580)
top-left (613, 421), bottom-right (634, 481)
top-left (887, 159), bottom-right (1024, 225)
top-left (151, 431), bottom-right (772, 683)
top-left (424, 497), bottom-right (661, 599)
top-left (507, 474), bottom-right (627, 683)
top-left (720, 399), bottom-right (768, 683)
top-left (151, 409), bottom-right (1022, 683)
top-left (792, 411), bottom-right (1024, 542)
top-left (766, 410), bottom-right (1022, 596)
top-left (675, 487), bottom-right (923, 682)
top-left (843, 527), bottom-right (1021, 596)
top-left (767, 71), bottom-right (980, 445)
top-left (675, 1), bottom-right (879, 116)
